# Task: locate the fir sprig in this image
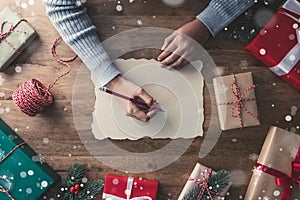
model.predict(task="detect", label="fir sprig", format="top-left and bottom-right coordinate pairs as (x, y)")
top-left (183, 170), bottom-right (230, 200)
top-left (56, 163), bottom-right (104, 200)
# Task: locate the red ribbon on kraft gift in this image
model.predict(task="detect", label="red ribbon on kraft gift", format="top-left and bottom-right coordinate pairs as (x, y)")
top-left (0, 142), bottom-right (26, 200)
top-left (0, 19), bottom-right (28, 53)
top-left (255, 146), bottom-right (300, 200)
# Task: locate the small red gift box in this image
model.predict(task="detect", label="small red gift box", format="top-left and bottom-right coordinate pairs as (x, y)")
top-left (245, 0), bottom-right (300, 91)
top-left (102, 174), bottom-right (158, 200)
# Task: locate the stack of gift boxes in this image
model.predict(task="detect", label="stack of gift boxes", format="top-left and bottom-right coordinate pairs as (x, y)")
top-left (1, 0), bottom-right (300, 199)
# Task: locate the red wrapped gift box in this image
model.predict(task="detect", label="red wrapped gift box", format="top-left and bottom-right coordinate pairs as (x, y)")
top-left (245, 0), bottom-right (300, 91)
top-left (102, 174), bottom-right (158, 200)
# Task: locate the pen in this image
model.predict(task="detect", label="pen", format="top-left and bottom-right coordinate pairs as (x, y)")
top-left (99, 87), bottom-right (149, 108)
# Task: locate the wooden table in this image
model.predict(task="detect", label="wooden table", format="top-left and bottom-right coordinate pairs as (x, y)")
top-left (1, 0), bottom-right (299, 199)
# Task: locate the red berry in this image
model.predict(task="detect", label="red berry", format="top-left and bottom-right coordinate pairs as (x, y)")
top-left (70, 186), bottom-right (75, 193)
top-left (75, 190), bottom-right (79, 195)
top-left (74, 184), bottom-right (80, 190)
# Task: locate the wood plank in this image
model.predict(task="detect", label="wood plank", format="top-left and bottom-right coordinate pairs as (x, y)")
top-left (1, 0), bottom-right (300, 199)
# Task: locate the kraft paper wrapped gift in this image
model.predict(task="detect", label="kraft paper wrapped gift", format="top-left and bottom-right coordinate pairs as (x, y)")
top-left (213, 72), bottom-right (260, 130)
top-left (178, 163), bottom-right (232, 200)
top-left (244, 126), bottom-right (300, 200)
top-left (0, 7), bottom-right (37, 71)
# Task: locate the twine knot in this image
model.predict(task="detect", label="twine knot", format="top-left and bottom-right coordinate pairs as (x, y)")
top-left (0, 20), bottom-right (28, 53)
top-left (218, 74), bottom-right (258, 128)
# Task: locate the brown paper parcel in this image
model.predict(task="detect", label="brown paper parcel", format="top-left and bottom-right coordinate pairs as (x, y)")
top-left (177, 163), bottom-right (232, 200)
top-left (213, 72), bottom-right (260, 130)
top-left (244, 126), bottom-right (300, 199)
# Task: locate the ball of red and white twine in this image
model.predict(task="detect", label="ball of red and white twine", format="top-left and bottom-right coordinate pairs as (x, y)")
top-left (12, 37), bottom-right (77, 116)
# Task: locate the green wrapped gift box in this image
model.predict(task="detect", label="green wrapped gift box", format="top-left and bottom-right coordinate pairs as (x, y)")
top-left (0, 118), bottom-right (60, 200)
top-left (0, 7), bottom-right (37, 71)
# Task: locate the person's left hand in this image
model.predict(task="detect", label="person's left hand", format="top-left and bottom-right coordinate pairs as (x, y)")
top-left (157, 18), bottom-right (211, 70)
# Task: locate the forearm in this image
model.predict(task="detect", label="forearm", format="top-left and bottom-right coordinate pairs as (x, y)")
top-left (43, 0), bottom-right (120, 86)
top-left (197, 0), bottom-right (256, 37)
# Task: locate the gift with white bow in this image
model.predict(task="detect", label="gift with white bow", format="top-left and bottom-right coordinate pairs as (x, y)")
top-left (245, 0), bottom-right (300, 91)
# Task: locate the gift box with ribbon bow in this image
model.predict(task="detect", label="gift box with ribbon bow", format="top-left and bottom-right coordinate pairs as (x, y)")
top-left (0, 7), bottom-right (37, 71)
top-left (245, 0), bottom-right (300, 91)
top-left (213, 72), bottom-right (260, 130)
top-left (0, 118), bottom-right (59, 200)
top-left (177, 163), bottom-right (232, 200)
top-left (244, 126), bottom-right (300, 200)
top-left (102, 174), bottom-right (158, 200)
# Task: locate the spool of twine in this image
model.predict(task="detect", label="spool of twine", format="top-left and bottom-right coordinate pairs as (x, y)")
top-left (12, 36), bottom-right (77, 116)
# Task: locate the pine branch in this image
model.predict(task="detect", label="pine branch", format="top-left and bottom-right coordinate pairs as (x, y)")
top-left (55, 163), bottom-right (104, 200)
top-left (183, 170), bottom-right (230, 200)
top-left (62, 162), bottom-right (85, 187)
top-left (77, 180), bottom-right (104, 200)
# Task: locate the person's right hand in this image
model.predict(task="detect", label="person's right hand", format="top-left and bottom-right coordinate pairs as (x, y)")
top-left (106, 75), bottom-right (159, 122)
top-left (157, 18), bottom-right (211, 70)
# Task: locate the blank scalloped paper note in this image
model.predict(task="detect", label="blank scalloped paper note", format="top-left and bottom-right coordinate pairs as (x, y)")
top-left (91, 59), bottom-right (204, 140)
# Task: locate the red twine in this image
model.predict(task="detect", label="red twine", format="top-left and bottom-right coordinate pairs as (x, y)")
top-left (0, 19), bottom-right (28, 53)
top-left (255, 146), bottom-right (300, 200)
top-left (0, 176), bottom-right (14, 200)
top-left (12, 36), bottom-right (77, 116)
top-left (188, 168), bottom-right (214, 200)
top-left (218, 74), bottom-right (258, 128)
top-left (0, 142), bottom-right (26, 200)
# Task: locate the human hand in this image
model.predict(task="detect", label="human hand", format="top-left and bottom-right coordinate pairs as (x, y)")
top-left (106, 75), bottom-right (159, 122)
top-left (157, 18), bottom-right (211, 69)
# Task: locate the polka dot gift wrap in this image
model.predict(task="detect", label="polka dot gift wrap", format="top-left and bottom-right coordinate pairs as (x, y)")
top-left (0, 118), bottom-right (60, 200)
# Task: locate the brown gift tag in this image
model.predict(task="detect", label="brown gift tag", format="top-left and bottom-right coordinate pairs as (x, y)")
top-left (245, 126), bottom-right (300, 199)
top-left (213, 72), bottom-right (260, 130)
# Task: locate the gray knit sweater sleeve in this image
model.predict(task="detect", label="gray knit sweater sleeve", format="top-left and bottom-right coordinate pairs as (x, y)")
top-left (43, 0), bottom-right (120, 87)
top-left (197, 0), bottom-right (256, 37)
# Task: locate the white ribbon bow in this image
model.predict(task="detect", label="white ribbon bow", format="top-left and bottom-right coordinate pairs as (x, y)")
top-left (102, 177), bottom-right (153, 200)
top-left (268, 0), bottom-right (300, 76)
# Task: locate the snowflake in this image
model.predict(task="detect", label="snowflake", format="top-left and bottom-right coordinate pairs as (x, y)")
top-left (0, 75), bottom-right (4, 85)
top-left (75, 0), bottom-right (86, 6)
top-left (217, 84), bottom-right (229, 96)
top-left (32, 154), bottom-right (45, 164)
top-left (5, 107), bottom-right (10, 113)
top-left (18, 34), bottom-right (26, 43)
top-left (252, 166), bottom-right (262, 177)
top-left (290, 147), bottom-right (298, 159)
top-left (239, 59), bottom-right (249, 70)
top-left (249, 153), bottom-right (259, 161)
top-left (75, 0), bottom-right (82, 6)
top-left (137, 19), bottom-right (143, 26)
top-left (263, 196), bottom-right (270, 200)
top-left (0, 148), bottom-right (5, 160)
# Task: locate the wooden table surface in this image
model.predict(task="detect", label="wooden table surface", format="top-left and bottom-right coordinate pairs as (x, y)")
top-left (1, 0), bottom-right (300, 199)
